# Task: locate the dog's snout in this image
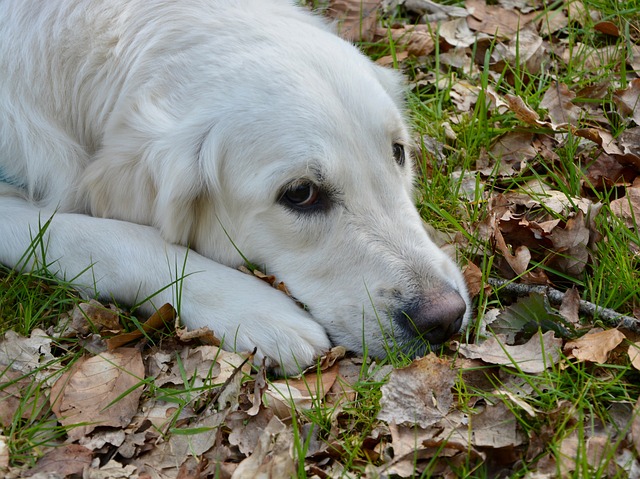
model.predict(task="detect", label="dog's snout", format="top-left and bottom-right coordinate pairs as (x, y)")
top-left (397, 290), bottom-right (467, 345)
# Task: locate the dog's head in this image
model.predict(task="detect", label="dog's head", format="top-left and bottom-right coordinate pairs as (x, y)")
top-left (82, 4), bottom-right (470, 359)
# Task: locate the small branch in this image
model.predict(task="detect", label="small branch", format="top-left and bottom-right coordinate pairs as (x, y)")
top-left (488, 278), bottom-right (640, 333)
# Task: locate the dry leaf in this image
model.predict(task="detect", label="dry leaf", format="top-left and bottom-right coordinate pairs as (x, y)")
top-left (378, 354), bottom-right (456, 428)
top-left (540, 82), bottom-right (581, 127)
top-left (0, 329), bottom-right (55, 377)
top-left (633, 396), bottom-right (640, 457)
top-left (106, 303), bottom-right (176, 350)
top-left (265, 363), bottom-right (340, 418)
top-left (610, 185), bottom-right (640, 229)
top-left (466, 0), bottom-right (535, 37)
top-left (50, 348), bottom-right (145, 441)
top-left (0, 436), bottom-right (8, 470)
top-left (0, 369), bottom-right (48, 428)
top-left (28, 444), bottom-right (93, 477)
top-left (231, 416), bottom-right (295, 479)
top-left (548, 211), bottom-right (591, 277)
top-left (564, 329), bottom-right (626, 364)
top-left (328, 0), bottom-right (381, 42)
top-left (613, 78), bottom-right (640, 125)
top-left (494, 227), bottom-right (531, 276)
top-left (70, 300), bottom-right (121, 336)
top-left (628, 342), bottom-right (640, 371)
top-left (455, 331), bottom-right (562, 373)
top-left (470, 402), bottom-right (525, 448)
top-left (558, 287), bottom-right (581, 325)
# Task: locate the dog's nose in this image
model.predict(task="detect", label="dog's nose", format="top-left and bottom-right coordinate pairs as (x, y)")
top-left (397, 289), bottom-right (467, 345)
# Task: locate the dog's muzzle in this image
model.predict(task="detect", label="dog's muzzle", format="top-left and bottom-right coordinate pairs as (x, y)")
top-left (396, 288), bottom-right (467, 345)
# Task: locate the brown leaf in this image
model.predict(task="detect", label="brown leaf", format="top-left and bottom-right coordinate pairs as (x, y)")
top-left (559, 287), bottom-right (581, 325)
top-left (455, 331), bottom-right (562, 373)
top-left (0, 369), bottom-right (48, 428)
top-left (378, 354), bottom-right (456, 428)
top-left (463, 261), bottom-right (483, 298)
top-left (564, 329), bottom-right (626, 364)
top-left (548, 210), bottom-right (591, 277)
top-left (70, 300), bottom-right (121, 336)
top-left (0, 436), bottom-right (8, 470)
top-left (494, 227), bottom-right (531, 277)
top-left (265, 362), bottom-right (340, 418)
top-left (504, 94), bottom-right (540, 125)
top-left (106, 303), bottom-right (176, 350)
top-left (327, 0), bottom-right (381, 42)
top-left (576, 127), bottom-right (640, 169)
top-left (538, 8), bottom-right (569, 36)
top-left (613, 79), bottom-right (640, 125)
top-left (231, 416), bottom-right (295, 479)
top-left (466, 0), bottom-right (535, 37)
top-left (469, 402), bottom-right (525, 448)
top-left (610, 184), bottom-right (640, 229)
top-left (585, 153), bottom-right (637, 189)
top-left (594, 20), bottom-right (619, 36)
top-left (487, 132), bottom-right (537, 176)
top-left (632, 396), bottom-right (640, 457)
top-left (385, 24), bottom-right (437, 57)
top-left (50, 348), bottom-right (145, 441)
top-left (0, 329), bottom-right (55, 376)
top-left (628, 342), bottom-right (640, 371)
top-left (28, 444), bottom-right (92, 477)
top-left (540, 82), bottom-right (581, 127)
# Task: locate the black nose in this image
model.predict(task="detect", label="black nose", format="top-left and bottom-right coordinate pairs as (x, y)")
top-left (396, 289), bottom-right (467, 345)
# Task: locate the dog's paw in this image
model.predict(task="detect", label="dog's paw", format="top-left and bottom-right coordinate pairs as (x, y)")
top-left (177, 266), bottom-right (332, 375)
top-left (246, 313), bottom-right (332, 375)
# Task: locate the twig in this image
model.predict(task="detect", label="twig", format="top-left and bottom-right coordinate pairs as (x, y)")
top-left (488, 278), bottom-right (640, 333)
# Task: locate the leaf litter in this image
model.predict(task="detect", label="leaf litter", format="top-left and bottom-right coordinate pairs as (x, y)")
top-left (2, 0), bottom-right (640, 477)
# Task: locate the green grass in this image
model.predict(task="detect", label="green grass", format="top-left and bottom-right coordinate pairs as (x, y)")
top-left (2, 0), bottom-right (640, 476)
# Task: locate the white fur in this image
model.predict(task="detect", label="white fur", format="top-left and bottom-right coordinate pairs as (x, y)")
top-left (0, 0), bottom-right (470, 373)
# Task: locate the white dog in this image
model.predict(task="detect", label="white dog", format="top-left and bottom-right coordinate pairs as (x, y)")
top-left (0, 0), bottom-right (470, 373)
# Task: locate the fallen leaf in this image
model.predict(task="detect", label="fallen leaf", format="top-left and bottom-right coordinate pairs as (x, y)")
top-left (0, 436), bottom-right (7, 470)
top-left (455, 331), bottom-right (562, 373)
top-left (106, 303), bottom-right (176, 350)
top-left (548, 211), bottom-right (591, 277)
top-left (610, 185), bottom-right (640, 229)
top-left (0, 329), bottom-right (55, 377)
top-left (632, 396), bottom-right (640, 457)
top-left (559, 287), bottom-right (581, 325)
top-left (564, 329), bottom-right (626, 364)
top-left (540, 82), bottom-right (581, 127)
top-left (470, 402), bottom-right (525, 448)
top-left (378, 354), bottom-right (456, 428)
top-left (231, 416), bottom-right (295, 479)
top-left (594, 20), bottom-right (619, 37)
top-left (328, 0), bottom-right (381, 42)
top-left (265, 363), bottom-right (340, 418)
top-left (629, 342), bottom-right (640, 371)
top-left (50, 348), bottom-right (145, 441)
top-left (28, 444), bottom-right (92, 477)
top-left (494, 227), bottom-right (531, 276)
top-left (613, 78), bottom-right (640, 125)
top-left (466, 0), bottom-right (535, 37)
top-left (0, 368), bottom-right (48, 428)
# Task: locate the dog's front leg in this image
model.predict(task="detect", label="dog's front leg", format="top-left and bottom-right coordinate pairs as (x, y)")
top-left (0, 197), bottom-right (331, 374)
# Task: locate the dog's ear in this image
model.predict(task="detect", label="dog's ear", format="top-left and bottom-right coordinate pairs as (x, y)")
top-left (80, 131), bottom-right (209, 247)
top-left (371, 64), bottom-right (407, 109)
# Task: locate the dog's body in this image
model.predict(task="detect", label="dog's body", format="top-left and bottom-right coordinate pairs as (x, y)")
top-left (0, 0), bottom-right (470, 373)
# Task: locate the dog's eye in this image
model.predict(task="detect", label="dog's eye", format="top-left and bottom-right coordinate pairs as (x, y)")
top-left (281, 181), bottom-right (320, 209)
top-left (393, 143), bottom-right (405, 166)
